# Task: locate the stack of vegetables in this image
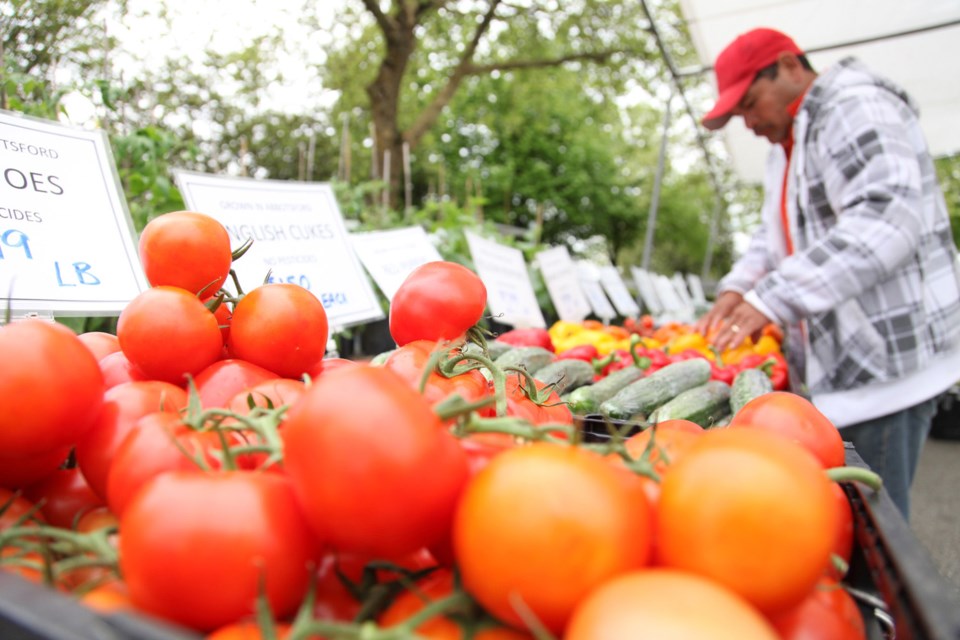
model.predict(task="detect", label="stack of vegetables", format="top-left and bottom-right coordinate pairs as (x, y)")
top-left (0, 209), bottom-right (881, 640)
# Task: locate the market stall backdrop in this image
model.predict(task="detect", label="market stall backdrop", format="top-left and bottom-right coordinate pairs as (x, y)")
top-left (678, 0), bottom-right (960, 184)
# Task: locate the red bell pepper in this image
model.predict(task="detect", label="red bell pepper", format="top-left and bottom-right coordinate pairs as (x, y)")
top-left (555, 344), bottom-right (600, 363)
top-left (495, 328), bottom-right (555, 352)
top-left (762, 353), bottom-right (789, 390)
top-left (710, 362), bottom-right (736, 384)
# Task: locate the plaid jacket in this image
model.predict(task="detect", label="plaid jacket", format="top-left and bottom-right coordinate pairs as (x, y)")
top-left (720, 57), bottom-right (960, 397)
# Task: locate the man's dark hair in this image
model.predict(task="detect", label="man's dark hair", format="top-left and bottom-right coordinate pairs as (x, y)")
top-left (755, 54), bottom-right (814, 81)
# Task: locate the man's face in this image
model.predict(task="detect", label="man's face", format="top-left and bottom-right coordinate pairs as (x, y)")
top-left (731, 64), bottom-right (796, 144)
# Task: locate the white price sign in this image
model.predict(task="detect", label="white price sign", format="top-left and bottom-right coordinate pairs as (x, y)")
top-left (576, 261), bottom-right (617, 321)
top-left (630, 266), bottom-right (664, 315)
top-left (535, 246), bottom-right (591, 323)
top-left (599, 265), bottom-right (640, 317)
top-left (0, 110), bottom-right (148, 315)
top-left (175, 171), bottom-right (383, 327)
top-left (465, 231), bottom-right (545, 329)
top-left (350, 226), bottom-right (442, 300)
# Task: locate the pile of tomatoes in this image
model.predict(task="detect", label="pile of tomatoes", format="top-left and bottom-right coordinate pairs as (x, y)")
top-left (0, 210), bottom-right (872, 639)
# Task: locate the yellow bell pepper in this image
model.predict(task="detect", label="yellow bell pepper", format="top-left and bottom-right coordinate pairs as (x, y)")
top-left (666, 332), bottom-right (708, 355)
top-left (754, 335), bottom-right (781, 356)
top-left (549, 321), bottom-right (583, 344)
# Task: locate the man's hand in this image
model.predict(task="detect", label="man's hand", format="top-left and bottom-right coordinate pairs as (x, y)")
top-left (711, 301), bottom-right (773, 353)
top-left (695, 291), bottom-right (743, 335)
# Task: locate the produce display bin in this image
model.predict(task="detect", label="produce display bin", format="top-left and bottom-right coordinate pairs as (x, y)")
top-left (2, 421), bottom-right (959, 639)
top-left (0, 571), bottom-right (201, 640)
top-left (576, 414), bottom-right (960, 640)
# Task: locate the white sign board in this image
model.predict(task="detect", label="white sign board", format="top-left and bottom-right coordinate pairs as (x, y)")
top-left (599, 265), bottom-right (640, 318)
top-left (350, 226), bottom-right (442, 301)
top-left (535, 246), bottom-right (591, 323)
top-left (175, 171), bottom-right (383, 327)
top-left (0, 110), bottom-right (148, 315)
top-left (630, 267), bottom-right (664, 315)
top-left (687, 273), bottom-right (709, 307)
top-left (576, 261), bottom-right (617, 321)
top-left (465, 231), bottom-right (545, 329)
top-left (655, 274), bottom-right (686, 312)
top-left (672, 273), bottom-right (696, 310)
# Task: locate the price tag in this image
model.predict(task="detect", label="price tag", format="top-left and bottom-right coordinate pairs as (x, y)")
top-left (175, 171), bottom-right (383, 327)
top-left (0, 110), bottom-right (148, 315)
top-left (576, 261), bottom-right (617, 321)
top-left (599, 265), bottom-right (640, 317)
top-left (465, 231), bottom-right (545, 329)
top-left (535, 246), bottom-right (591, 323)
top-left (350, 226), bottom-right (442, 300)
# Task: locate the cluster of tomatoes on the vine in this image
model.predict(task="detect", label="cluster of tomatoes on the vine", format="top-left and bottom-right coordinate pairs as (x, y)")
top-left (0, 210), bottom-right (877, 639)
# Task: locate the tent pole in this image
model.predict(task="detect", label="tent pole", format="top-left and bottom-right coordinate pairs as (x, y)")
top-left (641, 94), bottom-right (672, 272)
top-left (701, 197), bottom-right (723, 284)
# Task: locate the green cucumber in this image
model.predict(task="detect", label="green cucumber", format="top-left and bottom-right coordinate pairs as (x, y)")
top-left (730, 367), bottom-right (774, 415)
top-left (649, 380), bottom-right (732, 427)
top-left (563, 366), bottom-right (646, 416)
top-left (531, 359), bottom-right (596, 395)
top-left (485, 340), bottom-right (515, 360)
top-left (600, 358), bottom-right (711, 422)
top-left (494, 346), bottom-right (556, 373)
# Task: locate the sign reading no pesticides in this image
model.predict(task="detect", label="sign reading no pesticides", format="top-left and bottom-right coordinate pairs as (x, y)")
top-left (174, 171), bottom-right (383, 327)
top-left (0, 110), bottom-right (148, 315)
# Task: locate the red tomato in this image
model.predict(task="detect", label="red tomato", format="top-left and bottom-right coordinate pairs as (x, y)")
top-left (0, 488), bottom-right (45, 530)
top-left (77, 331), bottom-right (121, 362)
top-left (99, 350), bottom-right (150, 389)
top-left (206, 298), bottom-right (233, 345)
top-left (282, 365), bottom-right (469, 559)
top-left (0, 446), bottom-right (71, 490)
top-left (729, 391), bottom-right (845, 468)
top-left (311, 554), bottom-right (363, 623)
top-left (621, 422), bottom-right (704, 477)
top-left (304, 356), bottom-right (360, 381)
top-left (656, 428), bottom-right (838, 615)
top-left (453, 442), bottom-right (652, 634)
top-left (565, 569), bottom-right (778, 639)
top-left (120, 471), bottom-right (319, 632)
top-left (138, 210), bottom-right (233, 297)
top-left (79, 579), bottom-right (133, 613)
top-left (458, 432), bottom-right (518, 477)
top-left (75, 506), bottom-right (119, 534)
top-left (228, 283), bottom-right (329, 379)
top-left (0, 320), bottom-right (104, 456)
top-left (382, 340), bottom-right (493, 417)
top-left (206, 622), bottom-right (293, 640)
top-left (24, 467), bottom-right (104, 529)
top-left (192, 358), bottom-right (279, 408)
top-left (75, 381), bottom-right (189, 500)
top-left (117, 286), bottom-right (224, 385)
top-left (829, 482), bottom-right (855, 580)
top-left (226, 377), bottom-right (307, 414)
top-left (503, 373), bottom-right (573, 425)
top-left (389, 261), bottom-right (487, 346)
top-left (106, 412), bottom-right (247, 517)
top-left (769, 578), bottom-right (867, 640)
top-left (379, 568), bottom-right (533, 639)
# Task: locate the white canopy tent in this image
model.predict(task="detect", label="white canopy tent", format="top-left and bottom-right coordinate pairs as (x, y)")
top-left (678, 0), bottom-right (960, 184)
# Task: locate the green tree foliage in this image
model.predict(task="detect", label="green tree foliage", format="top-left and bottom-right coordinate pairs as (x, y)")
top-left (316, 0), bottom-right (730, 277)
top-left (1, 0), bottom-right (116, 116)
top-left (935, 154), bottom-right (960, 247)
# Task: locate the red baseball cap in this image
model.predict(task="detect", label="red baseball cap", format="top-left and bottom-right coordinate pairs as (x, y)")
top-left (702, 28), bottom-right (804, 130)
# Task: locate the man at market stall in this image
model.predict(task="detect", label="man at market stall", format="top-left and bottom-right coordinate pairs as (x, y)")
top-left (696, 27), bottom-right (960, 520)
